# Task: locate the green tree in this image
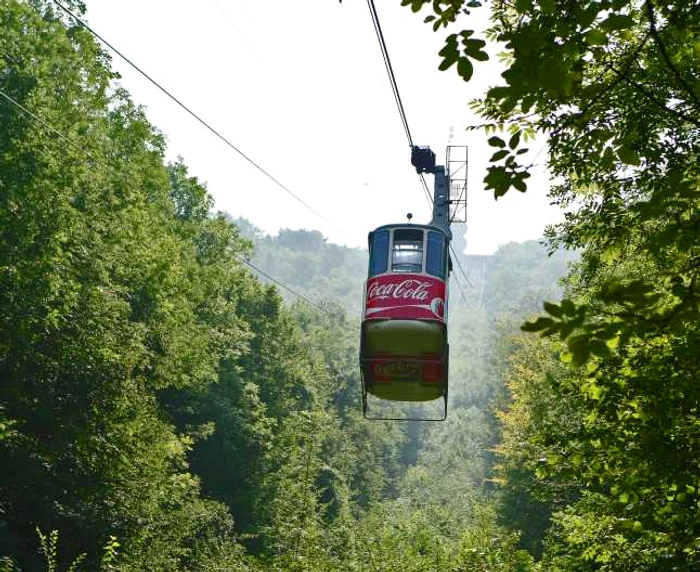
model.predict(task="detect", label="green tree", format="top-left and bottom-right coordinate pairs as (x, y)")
top-left (405, 0), bottom-right (700, 567)
top-left (0, 3), bottom-right (247, 568)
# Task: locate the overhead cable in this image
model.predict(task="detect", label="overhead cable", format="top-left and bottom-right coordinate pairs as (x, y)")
top-left (52, 0), bottom-right (348, 240)
top-left (0, 87), bottom-right (334, 316)
top-left (234, 254), bottom-right (333, 315)
top-left (450, 243), bottom-right (474, 291)
top-left (212, 0), bottom-right (254, 53)
top-left (366, 0), bottom-right (435, 210)
top-left (366, 0), bottom-right (413, 149)
top-left (419, 172), bottom-right (434, 205)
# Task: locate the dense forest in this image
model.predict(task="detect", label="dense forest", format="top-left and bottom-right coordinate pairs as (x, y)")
top-left (1, 0), bottom-right (699, 570)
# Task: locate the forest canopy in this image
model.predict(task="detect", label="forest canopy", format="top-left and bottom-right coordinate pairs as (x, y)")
top-left (1, 0), bottom-right (698, 570)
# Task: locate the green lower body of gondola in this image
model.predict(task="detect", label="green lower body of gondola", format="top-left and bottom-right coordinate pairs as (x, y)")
top-left (360, 319), bottom-right (447, 403)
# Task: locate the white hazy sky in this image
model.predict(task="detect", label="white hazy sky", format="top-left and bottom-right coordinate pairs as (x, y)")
top-left (82, 0), bottom-right (563, 255)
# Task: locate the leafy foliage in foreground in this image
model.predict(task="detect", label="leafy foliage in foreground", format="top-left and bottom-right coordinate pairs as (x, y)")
top-left (403, 0), bottom-right (700, 568)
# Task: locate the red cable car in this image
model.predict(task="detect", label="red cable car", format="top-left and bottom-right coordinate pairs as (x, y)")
top-left (360, 145), bottom-right (464, 421)
top-left (360, 223), bottom-right (451, 420)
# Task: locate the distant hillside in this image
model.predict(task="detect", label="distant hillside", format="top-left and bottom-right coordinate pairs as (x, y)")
top-left (460, 242), bottom-right (578, 317)
top-left (228, 217), bottom-right (578, 321)
top-left (228, 217), bottom-right (368, 316)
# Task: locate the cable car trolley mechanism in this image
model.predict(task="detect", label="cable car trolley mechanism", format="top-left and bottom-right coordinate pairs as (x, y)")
top-left (360, 145), bottom-right (467, 421)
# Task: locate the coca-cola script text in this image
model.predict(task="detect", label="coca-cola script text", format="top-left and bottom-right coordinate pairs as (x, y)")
top-left (368, 279), bottom-right (431, 301)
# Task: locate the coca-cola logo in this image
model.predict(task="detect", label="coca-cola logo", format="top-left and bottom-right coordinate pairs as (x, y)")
top-left (368, 279), bottom-right (431, 301)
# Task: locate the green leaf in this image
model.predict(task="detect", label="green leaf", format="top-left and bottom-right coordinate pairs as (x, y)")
top-left (571, 347), bottom-right (591, 367)
top-left (508, 131), bottom-right (521, 150)
top-left (560, 298), bottom-right (577, 315)
top-left (585, 381), bottom-right (602, 400)
top-left (601, 146), bottom-right (616, 168)
top-left (438, 35), bottom-right (459, 71)
top-left (521, 316), bottom-right (555, 332)
top-left (469, 48), bottom-right (490, 62)
top-left (543, 301), bottom-right (563, 317)
top-left (464, 37), bottom-right (489, 62)
top-left (600, 14), bottom-right (634, 32)
top-left (438, 54), bottom-right (458, 71)
top-left (489, 149), bottom-right (509, 162)
top-left (487, 86), bottom-right (510, 100)
top-left (457, 57), bottom-right (474, 81)
top-left (538, 0), bottom-right (555, 13)
top-left (559, 321), bottom-right (576, 339)
top-left (617, 146), bottom-right (641, 166)
top-left (585, 29), bottom-right (608, 46)
top-left (484, 166), bottom-right (512, 198)
top-left (589, 339), bottom-right (611, 358)
top-left (488, 136), bottom-right (506, 148)
top-left (568, 336), bottom-right (592, 366)
top-left (500, 97), bottom-right (518, 114)
top-left (513, 173), bottom-right (527, 192)
top-left (579, 4), bottom-right (599, 28)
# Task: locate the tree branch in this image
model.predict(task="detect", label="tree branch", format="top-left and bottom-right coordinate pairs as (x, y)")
top-left (548, 34), bottom-right (651, 141)
top-left (608, 63), bottom-right (700, 129)
top-left (645, 0), bottom-right (700, 112)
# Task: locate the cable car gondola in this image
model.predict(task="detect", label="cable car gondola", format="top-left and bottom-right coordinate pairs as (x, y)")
top-left (360, 146), bottom-right (465, 421)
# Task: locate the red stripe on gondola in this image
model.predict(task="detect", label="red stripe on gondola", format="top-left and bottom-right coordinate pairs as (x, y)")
top-left (364, 273), bottom-right (446, 322)
top-left (365, 354), bottom-right (444, 384)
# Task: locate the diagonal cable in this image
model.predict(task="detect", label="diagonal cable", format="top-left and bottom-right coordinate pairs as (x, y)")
top-left (367, 0), bottom-right (435, 211)
top-left (449, 243), bottom-right (474, 291)
top-left (234, 254), bottom-right (333, 315)
top-left (419, 172), bottom-right (434, 205)
top-left (52, 0), bottom-right (348, 239)
top-left (0, 87), bottom-right (334, 316)
top-left (366, 0), bottom-right (413, 149)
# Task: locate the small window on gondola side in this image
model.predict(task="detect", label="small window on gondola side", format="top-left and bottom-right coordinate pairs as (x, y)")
top-left (426, 231), bottom-right (446, 279)
top-left (391, 228), bottom-right (424, 273)
top-left (368, 229), bottom-right (390, 277)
